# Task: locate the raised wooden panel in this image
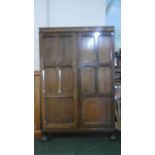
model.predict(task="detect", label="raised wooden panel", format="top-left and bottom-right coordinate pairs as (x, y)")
top-left (45, 68), bottom-right (58, 96)
top-left (59, 36), bottom-right (73, 65)
top-left (82, 97), bottom-right (112, 126)
top-left (98, 67), bottom-right (112, 94)
top-left (44, 37), bottom-right (57, 66)
top-left (81, 67), bottom-right (96, 95)
top-left (43, 35), bottom-right (74, 66)
top-left (45, 98), bottom-right (74, 123)
top-left (61, 67), bottom-right (73, 95)
top-left (98, 36), bottom-right (112, 64)
top-left (80, 36), bottom-right (96, 64)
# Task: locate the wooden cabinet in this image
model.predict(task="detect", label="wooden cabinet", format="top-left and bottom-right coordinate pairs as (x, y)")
top-left (40, 27), bottom-right (115, 133)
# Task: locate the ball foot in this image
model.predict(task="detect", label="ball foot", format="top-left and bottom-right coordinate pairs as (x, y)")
top-left (109, 134), bottom-right (117, 141)
top-left (41, 135), bottom-right (48, 142)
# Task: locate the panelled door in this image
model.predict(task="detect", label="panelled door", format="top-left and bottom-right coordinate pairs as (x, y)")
top-left (40, 32), bottom-right (78, 129)
top-left (78, 31), bottom-right (115, 128)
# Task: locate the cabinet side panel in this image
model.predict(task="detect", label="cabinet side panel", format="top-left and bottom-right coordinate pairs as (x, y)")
top-left (34, 71), bottom-right (41, 137)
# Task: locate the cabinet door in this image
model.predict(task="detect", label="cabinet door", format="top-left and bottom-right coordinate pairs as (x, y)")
top-left (78, 31), bottom-right (115, 128)
top-left (40, 32), bottom-right (78, 129)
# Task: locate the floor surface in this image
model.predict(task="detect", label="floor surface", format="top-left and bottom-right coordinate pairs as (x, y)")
top-left (34, 133), bottom-right (121, 155)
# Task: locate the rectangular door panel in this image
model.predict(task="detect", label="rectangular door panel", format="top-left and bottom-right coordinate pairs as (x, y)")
top-left (45, 67), bottom-right (73, 97)
top-left (43, 34), bottom-right (74, 66)
top-left (45, 98), bottom-right (74, 128)
top-left (61, 67), bottom-right (73, 96)
top-left (81, 67), bottom-right (96, 95)
top-left (45, 68), bottom-right (58, 96)
top-left (59, 36), bottom-right (73, 66)
top-left (98, 67), bottom-right (112, 94)
top-left (98, 36), bottom-right (112, 64)
top-left (82, 97), bottom-right (112, 127)
top-left (80, 36), bottom-right (96, 64)
top-left (44, 36), bottom-right (58, 66)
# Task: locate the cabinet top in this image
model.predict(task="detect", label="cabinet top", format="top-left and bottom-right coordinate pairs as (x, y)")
top-left (39, 26), bottom-right (114, 33)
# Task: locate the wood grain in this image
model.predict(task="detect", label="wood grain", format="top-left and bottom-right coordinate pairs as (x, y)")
top-left (45, 98), bottom-right (74, 124)
top-left (61, 67), bottom-right (73, 95)
top-left (39, 27), bottom-right (115, 133)
top-left (45, 68), bottom-right (59, 96)
top-left (80, 36), bottom-right (96, 64)
top-left (81, 67), bottom-right (96, 95)
top-left (44, 36), bottom-right (57, 66)
top-left (59, 35), bottom-right (73, 65)
top-left (40, 32), bottom-right (77, 129)
top-left (34, 71), bottom-right (41, 138)
top-left (82, 97), bottom-right (112, 127)
top-left (78, 30), bottom-right (114, 129)
top-left (40, 27), bottom-right (114, 33)
top-left (98, 67), bottom-right (112, 94)
top-left (98, 36), bottom-right (112, 64)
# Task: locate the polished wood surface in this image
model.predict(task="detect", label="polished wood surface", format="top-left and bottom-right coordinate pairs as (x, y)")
top-left (40, 27), bottom-right (114, 33)
top-left (81, 67), bottom-right (96, 95)
top-left (40, 32), bottom-right (77, 129)
top-left (45, 98), bottom-right (74, 128)
top-left (78, 31), bottom-right (114, 128)
top-left (98, 36), bottom-right (112, 64)
top-left (82, 97), bottom-right (112, 127)
top-left (45, 68), bottom-right (58, 96)
top-left (98, 67), bottom-right (112, 94)
top-left (39, 27), bottom-right (115, 133)
top-left (80, 36), bottom-right (96, 64)
top-left (34, 71), bottom-right (41, 138)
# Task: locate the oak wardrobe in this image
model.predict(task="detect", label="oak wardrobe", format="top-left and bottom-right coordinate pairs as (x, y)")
top-left (39, 27), bottom-right (115, 137)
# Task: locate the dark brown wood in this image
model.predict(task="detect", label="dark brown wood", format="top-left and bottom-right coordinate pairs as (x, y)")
top-left (40, 27), bottom-right (114, 33)
top-left (35, 130), bottom-right (42, 138)
top-left (81, 97), bottom-right (112, 127)
top-left (98, 67), bottom-right (112, 94)
top-left (34, 71), bottom-right (42, 138)
top-left (39, 27), bottom-right (115, 134)
top-left (39, 32), bottom-right (46, 129)
top-left (72, 33), bottom-right (79, 128)
top-left (81, 67), bottom-right (96, 95)
top-left (98, 35), bottom-right (112, 64)
top-left (45, 98), bottom-right (74, 128)
top-left (40, 32), bottom-right (77, 129)
top-left (77, 31), bottom-right (114, 128)
top-left (42, 127), bottom-right (115, 133)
